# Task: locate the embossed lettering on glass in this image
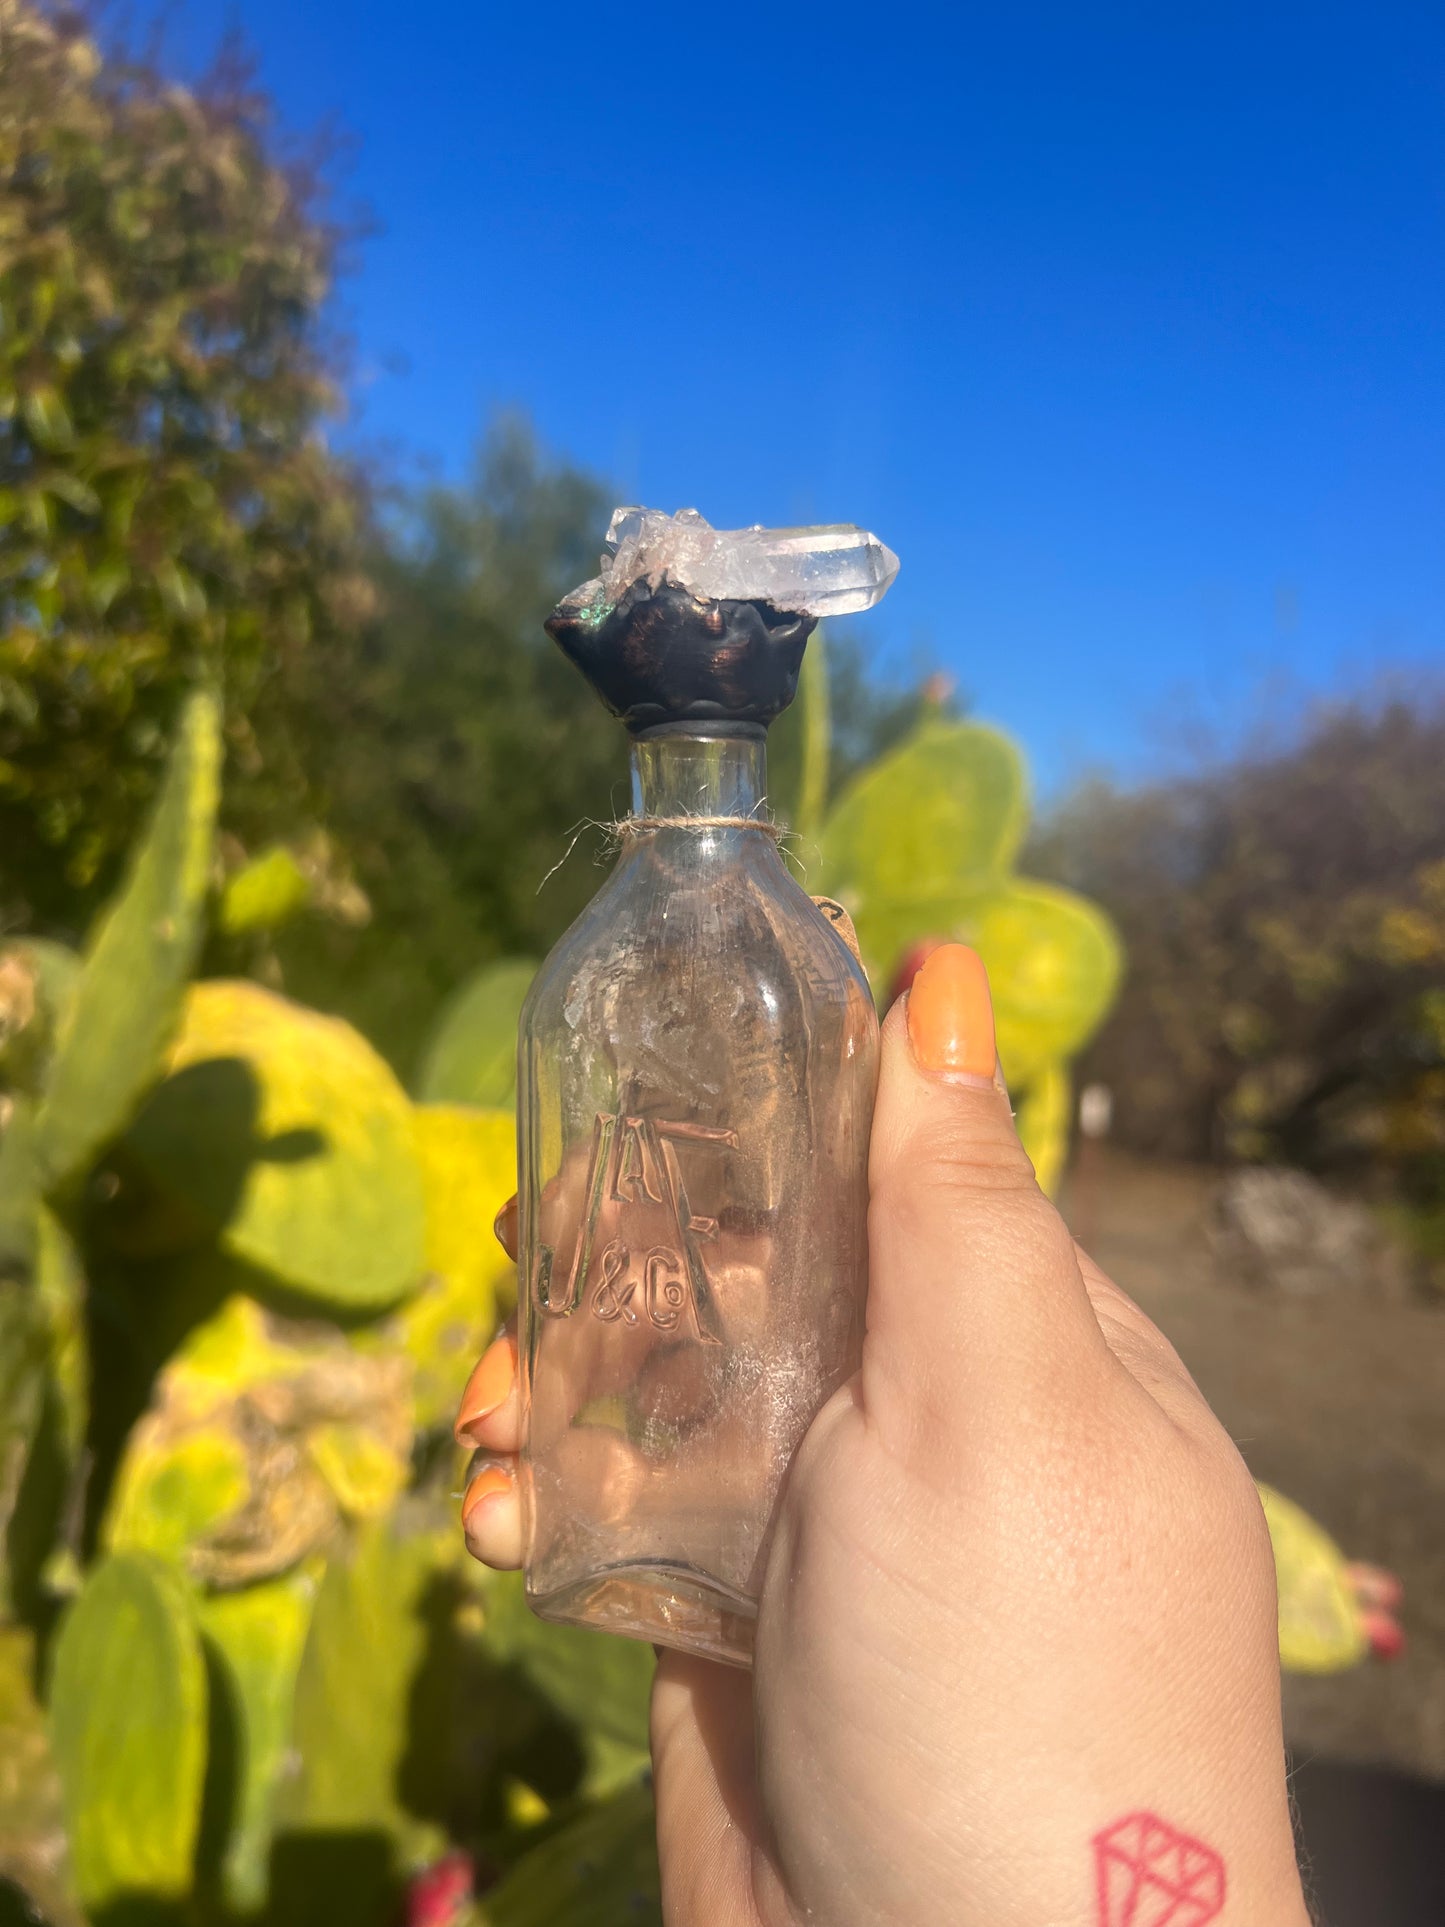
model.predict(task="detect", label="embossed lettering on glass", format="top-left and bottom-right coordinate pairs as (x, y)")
top-left (518, 508), bottom-right (898, 1666)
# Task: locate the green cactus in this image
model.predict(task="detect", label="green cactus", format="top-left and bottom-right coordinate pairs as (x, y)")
top-left (482, 1781), bottom-right (660, 1927)
top-left (48, 1551), bottom-right (208, 1912)
top-left (104, 1293), bottom-right (413, 1586)
top-left (122, 980), bottom-right (428, 1310)
top-left (818, 713), bottom-right (1028, 894)
top-left (273, 1515), bottom-right (456, 1921)
top-left (196, 1567), bottom-right (320, 1914)
top-left (1258, 1484), bottom-right (1370, 1674)
top-left (1014, 1062), bottom-right (1074, 1199)
top-left (218, 845), bottom-right (314, 938)
top-left (0, 937), bottom-right (80, 1098)
top-left (417, 959), bottom-right (539, 1110)
top-left (812, 715), bottom-right (1121, 1189)
top-left (32, 688), bottom-right (221, 1198)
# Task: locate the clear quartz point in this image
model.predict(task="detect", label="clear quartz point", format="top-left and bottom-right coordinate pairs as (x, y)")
top-left (562, 505), bottom-right (900, 620)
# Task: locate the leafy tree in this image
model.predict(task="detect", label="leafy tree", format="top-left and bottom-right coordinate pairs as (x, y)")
top-left (0, 0), bottom-right (370, 935)
top-left (1032, 694), bottom-right (1445, 1225)
top-left (271, 421), bottom-right (622, 1071)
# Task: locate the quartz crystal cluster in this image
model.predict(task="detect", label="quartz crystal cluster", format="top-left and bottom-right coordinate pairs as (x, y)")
top-left (560, 506), bottom-right (900, 622)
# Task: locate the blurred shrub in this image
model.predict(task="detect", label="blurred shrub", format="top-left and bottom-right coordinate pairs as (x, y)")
top-left (1032, 695), bottom-right (1445, 1263)
top-left (0, 1), bottom-right (372, 937)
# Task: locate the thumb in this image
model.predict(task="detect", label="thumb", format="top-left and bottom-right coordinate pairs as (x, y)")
top-left (863, 945), bottom-right (1110, 1460)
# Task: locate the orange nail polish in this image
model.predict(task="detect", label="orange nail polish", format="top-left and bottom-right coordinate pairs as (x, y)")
top-left (454, 1335), bottom-right (517, 1443)
top-left (461, 1464), bottom-right (513, 1531)
top-left (906, 943), bottom-right (996, 1080)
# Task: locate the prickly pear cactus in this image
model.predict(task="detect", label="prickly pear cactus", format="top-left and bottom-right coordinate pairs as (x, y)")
top-left (104, 1293), bottom-right (412, 1585)
top-left (819, 713), bottom-right (1027, 897)
top-left (273, 1514), bottom-right (457, 1923)
top-left (1258, 1484), bottom-right (1370, 1674)
top-left (813, 715), bottom-right (1121, 1190)
top-left (33, 689), bottom-right (221, 1196)
top-left (48, 1551), bottom-right (208, 1911)
top-left (197, 1567), bottom-right (320, 1913)
top-left (123, 980), bottom-right (428, 1309)
top-left (417, 958), bottom-right (539, 1110)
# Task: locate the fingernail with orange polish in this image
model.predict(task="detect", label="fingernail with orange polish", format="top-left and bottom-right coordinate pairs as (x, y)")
top-left (906, 943), bottom-right (996, 1083)
top-left (461, 1464), bottom-right (513, 1533)
top-left (454, 1335), bottom-right (517, 1444)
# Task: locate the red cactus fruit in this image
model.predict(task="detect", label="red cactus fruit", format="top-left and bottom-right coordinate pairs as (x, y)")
top-left (1344, 1561), bottom-right (1404, 1612)
top-left (406, 1851), bottom-right (474, 1927)
top-left (1358, 1607), bottom-right (1407, 1661)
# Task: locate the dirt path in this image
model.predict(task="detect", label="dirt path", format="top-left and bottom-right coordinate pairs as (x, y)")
top-left (1061, 1147), bottom-right (1445, 1785)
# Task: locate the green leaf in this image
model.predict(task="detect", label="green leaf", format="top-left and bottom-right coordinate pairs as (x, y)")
top-left (816, 717), bottom-right (1027, 912)
top-left (219, 845), bottom-right (313, 937)
top-left (417, 959), bottom-right (537, 1109)
top-left (123, 980), bottom-right (427, 1309)
top-left (483, 1572), bottom-right (653, 1793)
top-left (43, 472), bottom-right (101, 517)
top-left (48, 1551), bottom-right (208, 1909)
top-left (197, 1567), bottom-right (318, 1914)
top-left (483, 1782), bottom-right (660, 1927)
top-left (20, 387), bottom-right (75, 452)
top-left (1258, 1483), bottom-right (1369, 1675)
top-left (34, 689), bottom-right (220, 1194)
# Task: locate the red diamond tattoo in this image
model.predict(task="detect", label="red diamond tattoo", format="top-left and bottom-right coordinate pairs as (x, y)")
top-left (1093, 1812), bottom-right (1226, 1927)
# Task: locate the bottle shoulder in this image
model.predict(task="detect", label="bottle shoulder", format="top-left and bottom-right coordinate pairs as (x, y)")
top-left (522, 836), bottom-right (874, 1035)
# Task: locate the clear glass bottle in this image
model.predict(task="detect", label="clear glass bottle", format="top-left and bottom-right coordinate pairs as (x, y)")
top-left (516, 510), bottom-right (897, 1667)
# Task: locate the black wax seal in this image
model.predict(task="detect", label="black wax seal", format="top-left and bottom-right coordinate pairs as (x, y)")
top-left (545, 581), bottom-right (816, 738)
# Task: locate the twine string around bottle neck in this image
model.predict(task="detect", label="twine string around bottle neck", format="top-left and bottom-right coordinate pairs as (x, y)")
top-left (617, 812), bottom-right (784, 841)
top-left (536, 808), bottom-right (789, 894)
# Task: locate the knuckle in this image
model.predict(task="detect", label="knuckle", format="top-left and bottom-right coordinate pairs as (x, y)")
top-left (875, 1111), bottom-right (1041, 1218)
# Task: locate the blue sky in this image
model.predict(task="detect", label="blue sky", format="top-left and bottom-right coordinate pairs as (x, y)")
top-left (152, 1), bottom-right (1442, 790)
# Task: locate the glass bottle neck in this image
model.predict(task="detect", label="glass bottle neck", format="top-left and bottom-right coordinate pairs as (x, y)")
top-left (629, 732), bottom-right (767, 821)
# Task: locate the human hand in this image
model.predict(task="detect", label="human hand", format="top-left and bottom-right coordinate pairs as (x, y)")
top-left (456, 944), bottom-right (1309, 1927)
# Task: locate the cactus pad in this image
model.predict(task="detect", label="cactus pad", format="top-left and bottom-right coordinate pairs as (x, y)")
top-left (417, 959), bottom-right (538, 1110)
top-left (124, 980), bottom-right (427, 1309)
top-left (34, 689), bottom-right (220, 1194)
top-left (48, 1551), bottom-right (208, 1908)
